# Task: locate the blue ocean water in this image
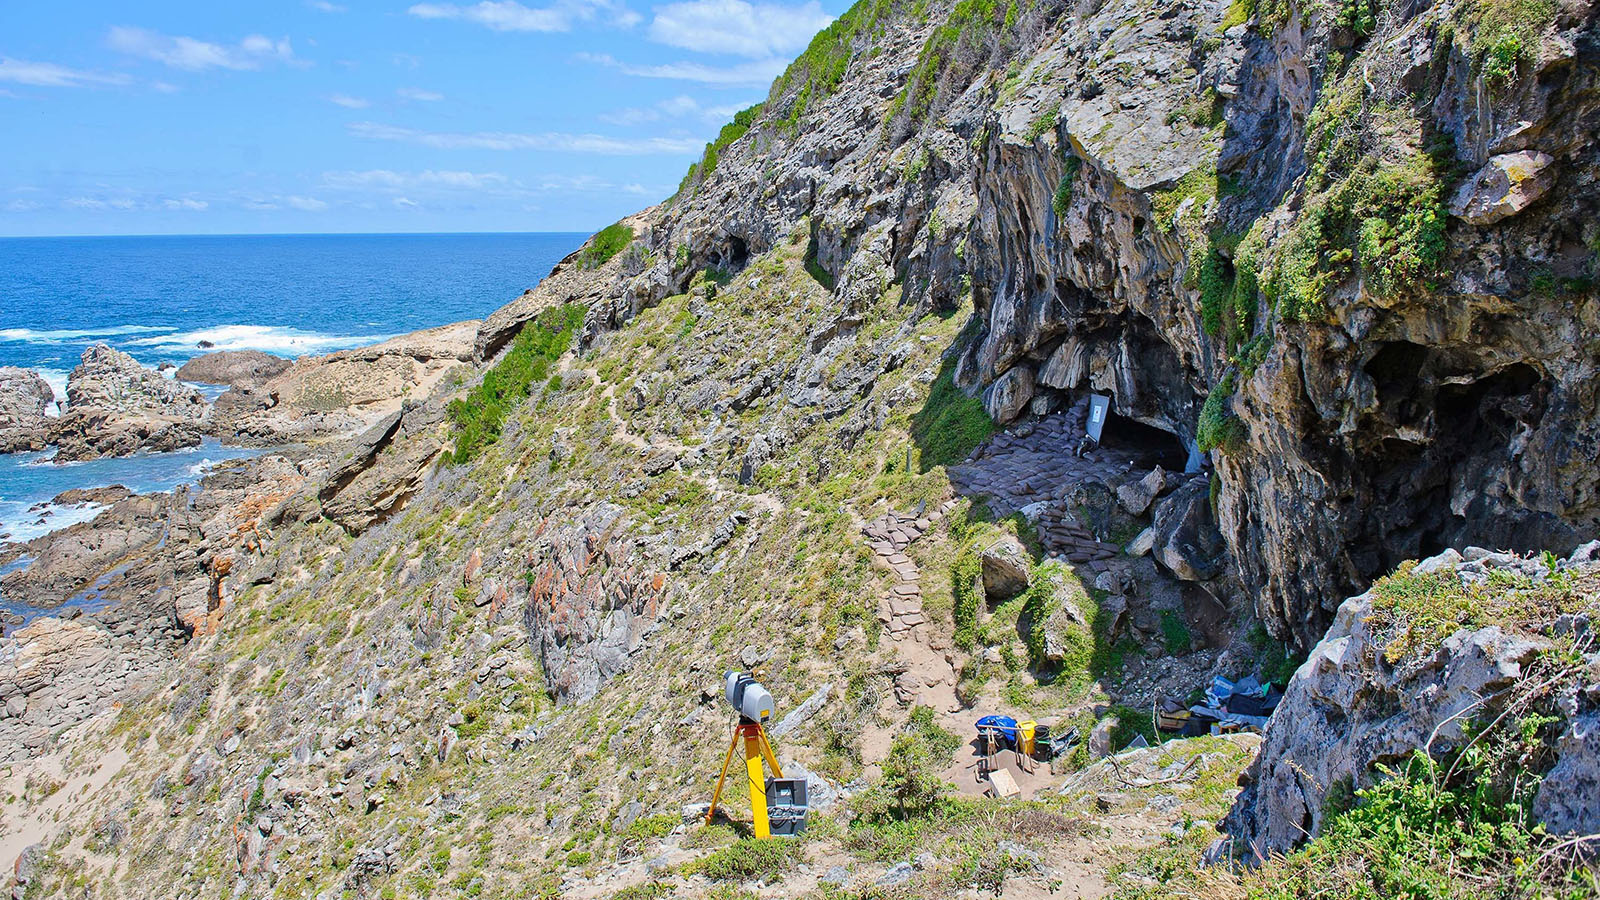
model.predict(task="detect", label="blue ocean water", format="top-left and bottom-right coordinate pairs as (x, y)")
top-left (0, 232), bottom-right (582, 546)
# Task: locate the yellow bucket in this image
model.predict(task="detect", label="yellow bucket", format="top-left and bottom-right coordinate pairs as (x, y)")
top-left (1017, 720), bottom-right (1037, 756)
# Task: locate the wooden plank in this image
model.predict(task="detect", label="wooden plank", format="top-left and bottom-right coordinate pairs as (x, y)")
top-left (987, 768), bottom-right (1021, 800)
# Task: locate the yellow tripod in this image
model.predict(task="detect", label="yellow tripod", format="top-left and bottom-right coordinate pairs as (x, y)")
top-left (706, 720), bottom-right (784, 838)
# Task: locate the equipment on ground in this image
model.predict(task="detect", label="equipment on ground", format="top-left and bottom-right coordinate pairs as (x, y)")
top-left (706, 671), bottom-right (806, 839)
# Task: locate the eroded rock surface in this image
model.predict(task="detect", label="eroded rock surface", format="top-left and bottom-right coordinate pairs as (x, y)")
top-left (175, 349), bottom-right (293, 387)
top-left (1225, 545), bottom-right (1600, 859)
top-left (0, 367), bottom-right (53, 453)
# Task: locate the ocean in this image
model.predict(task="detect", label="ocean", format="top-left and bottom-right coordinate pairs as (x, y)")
top-left (0, 232), bottom-right (582, 549)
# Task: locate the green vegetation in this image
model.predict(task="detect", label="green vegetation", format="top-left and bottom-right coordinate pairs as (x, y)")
top-left (577, 223), bottom-right (634, 269)
top-left (1463, 0), bottom-right (1556, 88)
top-left (1052, 155), bottom-right (1082, 219)
top-left (911, 361), bottom-right (996, 470)
top-left (1246, 622), bottom-right (1306, 686)
top-left (685, 838), bottom-right (796, 882)
top-left (1220, 0), bottom-right (1292, 32)
top-left (768, 0), bottom-right (894, 130)
top-left (875, 706), bottom-right (961, 818)
top-left (1158, 610), bottom-right (1192, 654)
top-left (1165, 88), bottom-right (1223, 129)
top-left (1196, 372), bottom-right (1246, 454)
top-left (1253, 723), bottom-right (1591, 899)
top-left (677, 103), bottom-right (765, 197)
top-left (950, 543), bottom-right (983, 649)
top-left (1366, 560), bottom-right (1597, 662)
top-left (892, 0), bottom-right (1024, 127)
top-left (448, 303), bottom-right (585, 463)
top-left (1333, 0), bottom-right (1378, 41)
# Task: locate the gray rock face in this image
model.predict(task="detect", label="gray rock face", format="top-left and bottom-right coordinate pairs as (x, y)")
top-left (0, 367), bottom-right (54, 452)
top-left (1225, 547), bottom-right (1600, 860)
top-left (175, 350), bottom-right (293, 387)
top-left (1149, 478), bottom-right (1224, 582)
top-left (979, 535), bottom-right (1032, 601)
top-left (48, 345), bottom-right (208, 461)
top-left (521, 503), bottom-right (669, 703)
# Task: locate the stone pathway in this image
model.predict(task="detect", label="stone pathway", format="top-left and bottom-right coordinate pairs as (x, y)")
top-left (947, 398), bottom-right (1160, 566)
top-left (863, 501), bottom-right (956, 641)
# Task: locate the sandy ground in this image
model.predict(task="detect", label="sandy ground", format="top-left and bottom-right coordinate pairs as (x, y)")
top-left (0, 713), bottom-right (128, 873)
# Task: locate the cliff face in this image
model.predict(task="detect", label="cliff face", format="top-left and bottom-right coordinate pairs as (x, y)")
top-left (537, 0), bottom-right (1600, 647)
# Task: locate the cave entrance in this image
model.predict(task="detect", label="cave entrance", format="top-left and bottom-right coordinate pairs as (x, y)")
top-left (724, 235), bottom-right (749, 272)
top-left (1097, 413), bottom-right (1190, 472)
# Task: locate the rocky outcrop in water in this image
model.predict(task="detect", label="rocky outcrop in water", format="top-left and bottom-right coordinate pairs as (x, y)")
top-left (0, 367), bottom-right (53, 453)
top-left (49, 345), bottom-right (207, 461)
top-left (175, 349), bottom-right (292, 387)
top-left (1224, 544), bottom-right (1600, 860)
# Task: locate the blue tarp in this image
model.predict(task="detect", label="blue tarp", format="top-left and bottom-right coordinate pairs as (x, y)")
top-left (975, 715), bottom-right (1019, 745)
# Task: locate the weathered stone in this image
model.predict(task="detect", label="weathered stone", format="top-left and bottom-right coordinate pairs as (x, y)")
top-left (979, 535), bottom-right (1031, 601)
top-left (1448, 151), bottom-right (1555, 225)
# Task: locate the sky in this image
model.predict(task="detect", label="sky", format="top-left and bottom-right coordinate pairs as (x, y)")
top-left (0, 0), bottom-right (846, 236)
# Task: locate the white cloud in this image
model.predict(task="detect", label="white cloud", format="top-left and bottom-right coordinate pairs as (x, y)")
top-left (66, 196), bottom-right (138, 210)
top-left (5, 199), bottom-right (42, 212)
top-left (0, 57), bottom-right (129, 88)
top-left (394, 197), bottom-right (419, 208)
top-left (322, 169), bottom-right (510, 189)
top-left (408, 0), bottom-right (637, 32)
top-left (648, 0), bottom-right (831, 58)
top-left (308, 0), bottom-right (347, 11)
top-left (164, 198), bottom-right (209, 210)
top-left (397, 87), bottom-right (444, 102)
top-left (151, 81), bottom-right (180, 93)
top-left (408, 1), bottom-right (568, 31)
top-left (347, 121), bottom-right (703, 154)
top-left (600, 93), bottom-right (750, 126)
top-left (578, 52), bottom-right (783, 85)
top-left (285, 195), bottom-right (328, 211)
top-left (107, 26), bottom-right (296, 71)
top-left (329, 93), bottom-right (369, 108)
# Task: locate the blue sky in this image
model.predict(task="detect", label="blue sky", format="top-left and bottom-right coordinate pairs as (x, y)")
top-left (0, 0), bottom-right (844, 236)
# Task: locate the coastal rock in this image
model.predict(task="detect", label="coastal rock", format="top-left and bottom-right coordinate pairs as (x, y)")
top-left (0, 616), bottom-right (136, 763)
top-left (0, 371), bottom-right (53, 454)
top-left (175, 350), bottom-right (293, 387)
top-left (218, 321), bottom-right (477, 442)
top-left (49, 409), bottom-right (203, 462)
top-left (64, 345), bottom-right (206, 419)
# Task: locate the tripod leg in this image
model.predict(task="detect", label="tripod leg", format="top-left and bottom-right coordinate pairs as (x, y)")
top-left (756, 726), bottom-right (783, 780)
top-left (706, 727), bottom-right (741, 825)
top-left (744, 729), bottom-right (770, 839)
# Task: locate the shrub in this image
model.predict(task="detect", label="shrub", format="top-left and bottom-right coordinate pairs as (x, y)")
top-left (1052, 156), bottom-right (1082, 219)
top-left (876, 708), bottom-right (957, 819)
top-left (1252, 726), bottom-right (1590, 900)
top-left (911, 363), bottom-right (995, 470)
top-left (448, 303), bottom-right (585, 463)
top-left (688, 838), bottom-right (794, 882)
top-left (1196, 373), bottom-right (1246, 454)
top-left (577, 223), bottom-right (634, 269)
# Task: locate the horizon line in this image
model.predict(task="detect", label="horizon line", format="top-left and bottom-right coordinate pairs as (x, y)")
top-left (0, 229), bottom-right (597, 240)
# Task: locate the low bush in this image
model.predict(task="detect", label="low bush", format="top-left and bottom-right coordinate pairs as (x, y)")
top-left (911, 363), bottom-right (995, 470)
top-left (448, 303), bottom-right (584, 463)
top-left (577, 223), bottom-right (634, 269)
top-left (686, 838), bottom-right (795, 882)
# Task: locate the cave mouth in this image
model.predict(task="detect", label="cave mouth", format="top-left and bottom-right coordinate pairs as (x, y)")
top-left (1099, 413), bottom-right (1190, 472)
top-left (1347, 359), bottom-right (1557, 583)
top-left (724, 235), bottom-right (749, 271)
